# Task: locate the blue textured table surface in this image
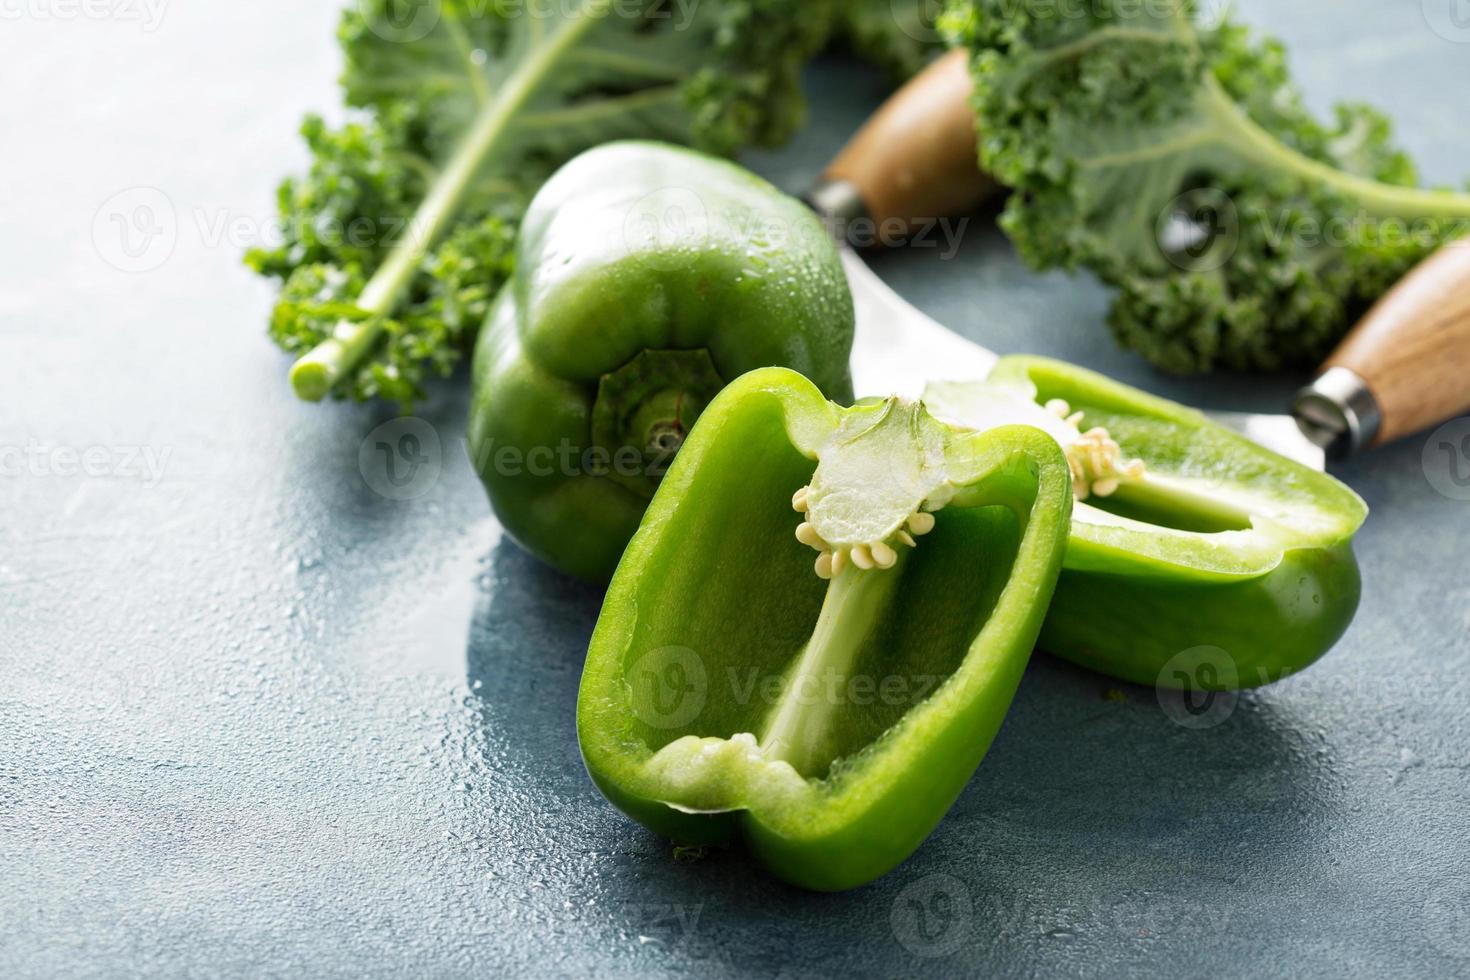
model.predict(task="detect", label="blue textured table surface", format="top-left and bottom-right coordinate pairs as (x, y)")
top-left (3, 2), bottom-right (1468, 977)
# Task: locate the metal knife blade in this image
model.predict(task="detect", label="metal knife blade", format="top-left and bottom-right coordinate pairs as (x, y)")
top-left (841, 248), bottom-right (1327, 471)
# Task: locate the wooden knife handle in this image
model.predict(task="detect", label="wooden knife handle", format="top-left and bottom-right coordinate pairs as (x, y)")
top-left (1305, 241), bottom-right (1470, 449)
top-left (821, 49), bottom-right (994, 235)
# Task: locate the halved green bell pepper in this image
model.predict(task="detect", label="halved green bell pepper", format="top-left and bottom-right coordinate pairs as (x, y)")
top-left (578, 368), bottom-right (1073, 891)
top-left (924, 356), bottom-right (1368, 690)
top-left (469, 142), bottom-right (854, 582)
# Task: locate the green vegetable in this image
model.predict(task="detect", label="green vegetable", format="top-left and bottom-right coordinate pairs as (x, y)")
top-left (925, 356), bottom-right (1368, 689)
top-left (578, 367), bottom-right (1073, 890)
top-left (837, 0), bottom-right (946, 80)
top-left (468, 142), bottom-right (855, 582)
top-left (944, 0), bottom-right (1470, 374)
top-left (247, 0), bottom-right (837, 408)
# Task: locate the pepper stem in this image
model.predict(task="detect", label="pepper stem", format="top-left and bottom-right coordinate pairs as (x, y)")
top-left (645, 418), bottom-right (686, 458)
top-left (760, 559), bottom-right (906, 778)
top-left (592, 349), bottom-right (723, 497)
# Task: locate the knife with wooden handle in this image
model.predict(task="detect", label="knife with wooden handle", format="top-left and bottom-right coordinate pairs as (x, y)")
top-left (1295, 243), bottom-right (1470, 454)
top-left (808, 49), bottom-right (1470, 466)
top-left (819, 50), bottom-right (994, 236)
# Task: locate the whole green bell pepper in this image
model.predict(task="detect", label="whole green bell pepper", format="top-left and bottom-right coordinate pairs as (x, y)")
top-left (924, 356), bottom-right (1368, 690)
top-left (469, 142), bottom-right (854, 581)
top-left (578, 367), bottom-right (1073, 891)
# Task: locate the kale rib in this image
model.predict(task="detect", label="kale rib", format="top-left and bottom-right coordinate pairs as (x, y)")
top-left (1193, 76), bottom-right (1470, 221)
top-left (288, 4), bottom-right (608, 401)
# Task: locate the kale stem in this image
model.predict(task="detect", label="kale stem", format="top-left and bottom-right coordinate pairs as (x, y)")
top-left (1200, 76), bottom-right (1470, 221)
top-left (761, 559), bottom-right (905, 778)
top-left (287, 0), bottom-right (612, 401)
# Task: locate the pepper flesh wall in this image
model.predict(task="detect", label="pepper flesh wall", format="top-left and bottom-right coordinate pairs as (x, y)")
top-left (578, 368), bottom-right (1073, 890)
top-left (924, 356), bottom-right (1369, 690)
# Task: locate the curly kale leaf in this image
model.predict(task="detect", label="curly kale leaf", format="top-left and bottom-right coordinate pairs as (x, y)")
top-left (945, 0), bottom-right (1470, 374)
top-left (836, 0), bottom-right (947, 80)
top-left (246, 113), bottom-right (518, 407)
top-left (250, 0), bottom-right (837, 408)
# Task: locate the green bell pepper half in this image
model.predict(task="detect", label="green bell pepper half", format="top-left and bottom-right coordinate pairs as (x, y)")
top-left (469, 141), bottom-right (854, 582)
top-left (924, 356), bottom-right (1368, 690)
top-left (578, 368), bottom-right (1073, 891)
